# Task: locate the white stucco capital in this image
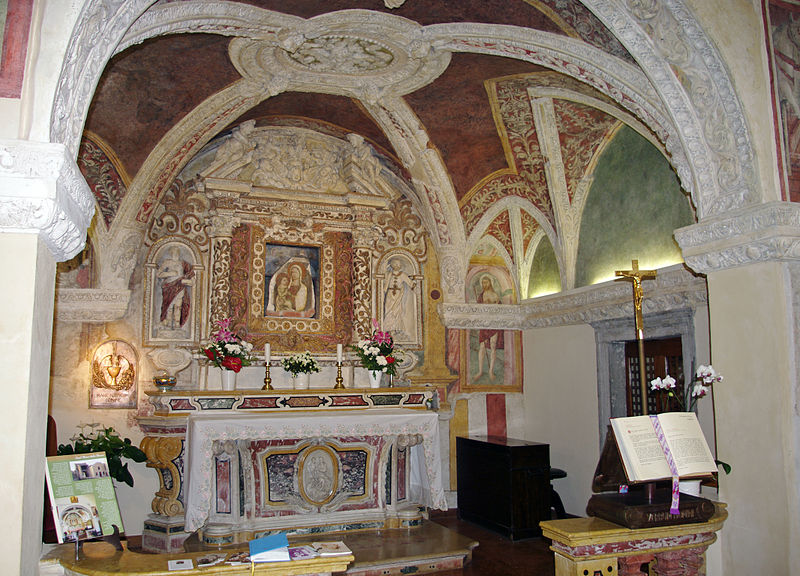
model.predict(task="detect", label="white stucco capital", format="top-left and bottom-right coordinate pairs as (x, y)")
top-left (675, 202), bottom-right (800, 274)
top-left (0, 140), bottom-right (93, 261)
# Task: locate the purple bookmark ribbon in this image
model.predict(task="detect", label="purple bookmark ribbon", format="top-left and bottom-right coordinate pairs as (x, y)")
top-left (649, 415), bottom-right (680, 515)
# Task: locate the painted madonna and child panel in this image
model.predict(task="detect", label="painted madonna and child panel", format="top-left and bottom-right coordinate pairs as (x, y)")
top-left (264, 244), bottom-right (319, 319)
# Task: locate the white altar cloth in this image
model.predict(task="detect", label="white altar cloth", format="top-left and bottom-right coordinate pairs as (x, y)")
top-left (184, 408), bottom-right (446, 532)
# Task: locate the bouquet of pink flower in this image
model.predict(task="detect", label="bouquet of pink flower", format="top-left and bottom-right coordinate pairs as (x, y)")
top-left (351, 320), bottom-right (401, 376)
top-left (200, 318), bottom-right (254, 373)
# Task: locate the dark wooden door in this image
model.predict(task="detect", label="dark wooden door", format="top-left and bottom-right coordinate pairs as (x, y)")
top-left (625, 337), bottom-right (683, 415)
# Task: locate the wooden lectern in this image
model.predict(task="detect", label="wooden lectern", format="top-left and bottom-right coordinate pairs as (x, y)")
top-left (585, 426), bottom-right (715, 529)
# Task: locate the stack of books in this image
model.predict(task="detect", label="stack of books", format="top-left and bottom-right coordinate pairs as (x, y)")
top-left (249, 533), bottom-right (290, 563)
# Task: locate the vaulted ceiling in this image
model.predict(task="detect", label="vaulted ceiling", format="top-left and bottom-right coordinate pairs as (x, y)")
top-left (77, 0), bottom-right (685, 299)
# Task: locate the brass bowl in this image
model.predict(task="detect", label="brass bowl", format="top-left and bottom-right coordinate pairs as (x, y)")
top-left (153, 375), bottom-right (177, 391)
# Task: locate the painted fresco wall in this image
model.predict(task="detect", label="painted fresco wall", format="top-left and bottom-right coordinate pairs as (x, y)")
top-left (50, 125), bottom-right (530, 531)
top-left (574, 126), bottom-right (694, 287)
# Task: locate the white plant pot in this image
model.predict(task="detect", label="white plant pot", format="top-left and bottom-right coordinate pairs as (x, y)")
top-left (221, 369), bottom-right (236, 391)
top-left (368, 370), bottom-right (383, 389)
top-left (293, 373), bottom-right (310, 389)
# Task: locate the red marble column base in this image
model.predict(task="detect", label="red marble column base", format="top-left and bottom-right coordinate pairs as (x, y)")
top-left (618, 553), bottom-right (655, 576)
top-left (652, 546), bottom-right (707, 576)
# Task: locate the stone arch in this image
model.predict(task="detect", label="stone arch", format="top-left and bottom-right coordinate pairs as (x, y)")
top-left (50, 0), bottom-right (757, 295)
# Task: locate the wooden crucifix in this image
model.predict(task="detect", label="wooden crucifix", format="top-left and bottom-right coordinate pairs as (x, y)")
top-left (616, 259), bottom-right (657, 415)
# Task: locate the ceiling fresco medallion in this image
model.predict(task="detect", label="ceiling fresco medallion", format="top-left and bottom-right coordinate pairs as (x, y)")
top-left (230, 11), bottom-right (450, 97)
top-left (286, 36), bottom-right (394, 74)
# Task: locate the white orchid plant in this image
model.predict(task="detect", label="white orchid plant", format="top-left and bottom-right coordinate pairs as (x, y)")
top-left (650, 364), bottom-right (731, 474)
top-left (650, 364), bottom-right (723, 414)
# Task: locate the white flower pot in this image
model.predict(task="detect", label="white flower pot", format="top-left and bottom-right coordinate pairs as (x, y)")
top-left (221, 369), bottom-right (236, 391)
top-left (368, 370), bottom-right (383, 388)
top-left (293, 373), bottom-right (310, 389)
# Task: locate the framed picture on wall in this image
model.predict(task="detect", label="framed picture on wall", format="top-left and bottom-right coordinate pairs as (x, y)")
top-left (143, 239), bottom-right (203, 346)
top-left (460, 328), bottom-right (523, 392)
top-left (768, 1), bottom-right (800, 202)
top-left (460, 265), bottom-right (522, 392)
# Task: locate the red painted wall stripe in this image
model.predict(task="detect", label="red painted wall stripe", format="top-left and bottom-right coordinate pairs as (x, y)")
top-left (486, 394), bottom-right (507, 439)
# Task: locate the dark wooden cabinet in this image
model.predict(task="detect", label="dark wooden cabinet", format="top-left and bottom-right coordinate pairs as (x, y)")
top-left (456, 435), bottom-right (551, 540)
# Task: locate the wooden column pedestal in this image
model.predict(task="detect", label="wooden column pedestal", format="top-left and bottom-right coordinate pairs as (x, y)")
top-left (540, 503), bottom-right (726, 576)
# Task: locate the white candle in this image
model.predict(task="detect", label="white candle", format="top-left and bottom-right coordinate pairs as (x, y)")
top-left (265, 343), bottom-right (270, 363)
top-left (337, 343), bottom-right (343, 363)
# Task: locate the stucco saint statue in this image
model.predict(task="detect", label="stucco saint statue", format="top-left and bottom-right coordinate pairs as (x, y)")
top-left (383, 258), bottom-right (416, 340)
top-left (157, 247), bottom-right (195, 330)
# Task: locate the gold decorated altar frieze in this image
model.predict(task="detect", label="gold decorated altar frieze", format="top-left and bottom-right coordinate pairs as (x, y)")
top-left (144, 386), bottom-right (441, 416)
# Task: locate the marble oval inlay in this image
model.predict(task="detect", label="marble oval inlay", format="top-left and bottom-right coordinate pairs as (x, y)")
top-left (298, 445), bottom-right (339, 506)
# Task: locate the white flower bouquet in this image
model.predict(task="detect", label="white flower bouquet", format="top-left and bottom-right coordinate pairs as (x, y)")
top-left (281, 351), bottom-right (321, 375)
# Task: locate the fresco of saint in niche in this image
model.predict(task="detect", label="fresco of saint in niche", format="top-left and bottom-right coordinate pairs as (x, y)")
top-left (264, 244), bottom-right (319, 318)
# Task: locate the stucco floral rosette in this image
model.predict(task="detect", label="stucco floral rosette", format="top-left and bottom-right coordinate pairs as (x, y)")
top-left (183, 408), bottom-right (445, 531)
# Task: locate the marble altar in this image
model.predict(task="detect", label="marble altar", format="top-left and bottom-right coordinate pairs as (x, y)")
top-left (138, 388), bottom-right (446, 552)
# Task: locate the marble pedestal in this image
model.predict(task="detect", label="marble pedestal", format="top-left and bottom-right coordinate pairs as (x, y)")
top-left (540, 502), bottom-right (727, 576)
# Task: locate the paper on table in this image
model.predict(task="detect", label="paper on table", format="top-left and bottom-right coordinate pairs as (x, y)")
top-left (312, 541), bottom-right (351, 557)
top-left (167, 559), bottom-right (193, 571)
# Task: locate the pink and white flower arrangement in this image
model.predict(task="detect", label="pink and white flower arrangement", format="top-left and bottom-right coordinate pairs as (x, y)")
top-left (200, 318), bottom-right (254, 373)
top-left (351, 320), bottom-right (401, 376)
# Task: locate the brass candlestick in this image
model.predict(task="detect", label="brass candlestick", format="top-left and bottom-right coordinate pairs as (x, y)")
top-left (262, 362), bottom-right (273, 390)
top-left (334, 361), bottom-right (345, 389)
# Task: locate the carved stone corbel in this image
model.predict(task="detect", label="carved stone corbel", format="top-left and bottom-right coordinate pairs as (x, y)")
top-left (140, 434), bottom-right (185, 518)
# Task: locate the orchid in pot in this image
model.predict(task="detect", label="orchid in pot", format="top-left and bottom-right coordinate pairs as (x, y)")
top-left (650, 364), bottom-right (731, 475)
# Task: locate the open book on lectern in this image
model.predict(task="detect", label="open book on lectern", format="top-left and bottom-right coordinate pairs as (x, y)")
top-left (610, 412), bottom-right (718, 483)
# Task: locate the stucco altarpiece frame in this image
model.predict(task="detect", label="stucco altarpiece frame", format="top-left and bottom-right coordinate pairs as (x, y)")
top-left (375, 250), bottom-right (423, 350)
top-left (230, 224), bottom-right (353, 352)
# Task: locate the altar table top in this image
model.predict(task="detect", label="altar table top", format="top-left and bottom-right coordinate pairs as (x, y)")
top-left (41, 540), bottom-right (354, 576)
top-left (184, 408), bottom-right (446, 532)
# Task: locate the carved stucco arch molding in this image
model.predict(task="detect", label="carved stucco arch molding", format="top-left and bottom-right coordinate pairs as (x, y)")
top-left (49, 0), bottom-right (760, 307)
top-left (581, 0), bottom-right (758, 218)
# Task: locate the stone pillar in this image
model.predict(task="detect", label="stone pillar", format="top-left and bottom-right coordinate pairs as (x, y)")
top-left (675, 202), bottom-right (800, 575)
top-left (407, 238), bottom-right (456, 395)
top-left (206, 211), bottom-right (239, 328)
top-left (0, 140), bottom-right (92, 574)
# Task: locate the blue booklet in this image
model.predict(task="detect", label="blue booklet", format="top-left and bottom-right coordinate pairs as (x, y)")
top-left (248, 533), bottom-right (290, 563)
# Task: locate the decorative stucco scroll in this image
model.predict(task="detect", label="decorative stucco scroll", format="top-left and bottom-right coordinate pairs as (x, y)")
top-left (442, 264), bottom-right (707, 330)
top-left (675, 202), bottom-right (800, 274)
top-left (583, 0), bottom-right (758, 217)
top-left (0, 140), bottom-right (93, 261)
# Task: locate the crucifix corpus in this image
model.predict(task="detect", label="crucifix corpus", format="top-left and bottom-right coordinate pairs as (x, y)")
top-left (616, 259), bottom-right (657, 415)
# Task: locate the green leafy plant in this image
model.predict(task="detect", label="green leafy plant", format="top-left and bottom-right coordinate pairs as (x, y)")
top-left (57, 424), bottom-right (147, 487)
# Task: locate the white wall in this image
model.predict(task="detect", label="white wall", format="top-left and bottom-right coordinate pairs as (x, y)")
top-left (707, 262), bottom-right (795, 575)
top-left (522, 324), bottom-right (599, 516)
